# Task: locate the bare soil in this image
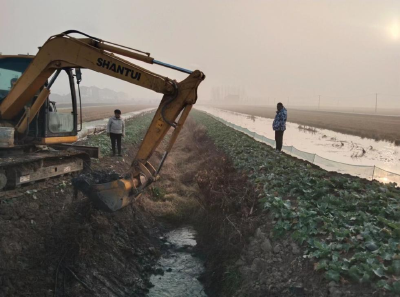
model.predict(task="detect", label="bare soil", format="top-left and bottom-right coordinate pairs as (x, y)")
top-left (0, 122), bottom-right (162, 297)
top-left (207, 104), bottom-right (400, 144)
top-left (0, 114), bottom-right (204, 297)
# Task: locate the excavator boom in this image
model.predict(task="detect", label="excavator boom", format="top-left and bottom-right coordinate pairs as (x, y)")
top-left (1, 32), bottom-right (177, 120)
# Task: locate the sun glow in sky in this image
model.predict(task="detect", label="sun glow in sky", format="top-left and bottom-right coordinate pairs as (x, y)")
top-left (388, 20), bottom-right (400, 40)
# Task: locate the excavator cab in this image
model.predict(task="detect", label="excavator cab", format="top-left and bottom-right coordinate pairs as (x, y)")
top-left (0, 56), bottom-right (89, 191)
top-left (0, 56), bottom-right (81, 144)
top-left (42, 68), bottom-right (79, 141)
top-left (0, 56), bottom-right (32, 104)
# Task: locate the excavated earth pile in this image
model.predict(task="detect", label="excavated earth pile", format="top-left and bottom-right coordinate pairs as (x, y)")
top-left (0, 179), bottom-right (162, 296)
top-left (72, 170), bottom-right (122, 196)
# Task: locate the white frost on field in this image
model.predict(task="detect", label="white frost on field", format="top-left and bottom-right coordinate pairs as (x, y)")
top-left (196, 106), bottom-right (400, 176)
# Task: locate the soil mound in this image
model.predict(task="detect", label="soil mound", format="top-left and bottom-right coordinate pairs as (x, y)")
top-left (72, 170), bottom-right (122, 196)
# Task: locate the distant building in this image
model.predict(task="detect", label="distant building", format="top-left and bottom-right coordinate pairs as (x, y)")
top-left (211, 85), bottom-right (246, 104)
top-left (224, 94), bottom-right (240, 103)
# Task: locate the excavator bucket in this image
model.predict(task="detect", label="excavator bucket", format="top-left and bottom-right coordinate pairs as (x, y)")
top-left (73, 161), bottom-right (156, 212)
top-left (78, 177), bottom-right (140, 212)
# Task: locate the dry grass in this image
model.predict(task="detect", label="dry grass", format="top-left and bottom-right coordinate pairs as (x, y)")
top-left (137, 119), bottom-right (206, 223)
top-left (136, 116), bottom-right (259, 295)
top-left (210, 104), bottom-right (400, 144)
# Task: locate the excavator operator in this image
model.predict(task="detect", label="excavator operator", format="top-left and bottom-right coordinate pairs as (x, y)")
top-left (10, 77), bottom-right (17, 89)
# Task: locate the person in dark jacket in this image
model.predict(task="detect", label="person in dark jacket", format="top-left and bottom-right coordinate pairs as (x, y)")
top-left (107, 109), bottom-right (125, 156)
top-left (272, 103), bottom-right (287, 152)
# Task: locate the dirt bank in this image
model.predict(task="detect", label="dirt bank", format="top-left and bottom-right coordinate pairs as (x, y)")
top-left (0, 113), bottom-right (213, 297)
top-left (0, 115), bottom-right (162, 297)
top-left (207, 104), bottom-right (400, 144)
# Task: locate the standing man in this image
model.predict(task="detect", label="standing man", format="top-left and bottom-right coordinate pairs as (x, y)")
top-left (107, 109), bottom-right (125, 156)
top-left (272, 103), bottom-right (287, 152)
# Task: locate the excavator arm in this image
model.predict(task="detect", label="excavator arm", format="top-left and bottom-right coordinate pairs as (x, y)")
top-left (1, 31), bottom-right (205, 211)
top-left (1, 32), bottom-right (177, 120)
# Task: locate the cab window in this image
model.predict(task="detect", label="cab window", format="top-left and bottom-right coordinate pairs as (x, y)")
top-left (48, 70), bottom-right (74, 133)
top-left (0, 57), bottom-right (32, 101)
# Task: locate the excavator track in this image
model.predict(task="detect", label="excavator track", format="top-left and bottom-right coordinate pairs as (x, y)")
top-left (0, 149), bottom-right (90, 196)
top-left (0, 175), bottom-right (72, 200)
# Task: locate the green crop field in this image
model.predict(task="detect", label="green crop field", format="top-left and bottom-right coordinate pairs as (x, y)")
top-left (85, 112), bottom-right (154, 155)
top-left (192, 110), bottom-right (400, 294)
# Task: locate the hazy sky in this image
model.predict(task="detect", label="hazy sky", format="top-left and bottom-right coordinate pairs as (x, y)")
top-left (1, 0), bottom-right (400, 108)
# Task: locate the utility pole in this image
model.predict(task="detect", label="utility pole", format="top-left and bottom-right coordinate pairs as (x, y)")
top-left (318, 95), bottom-right (321, 109)
top-left (375, 93), bottom-right (378, 113)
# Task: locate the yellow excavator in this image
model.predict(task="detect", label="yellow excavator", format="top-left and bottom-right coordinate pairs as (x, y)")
top-left (0, 30), bottom-right (205, 211)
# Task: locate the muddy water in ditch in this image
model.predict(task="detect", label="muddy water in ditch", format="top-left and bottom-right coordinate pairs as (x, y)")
top-left (197, 106), bottom-right (400, 176)
top-left (148, 227), bottom-right (207, 297)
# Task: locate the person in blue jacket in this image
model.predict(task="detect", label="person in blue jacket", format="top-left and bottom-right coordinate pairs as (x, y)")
top-left (272, 103), bottom-right (287, 152)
